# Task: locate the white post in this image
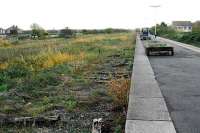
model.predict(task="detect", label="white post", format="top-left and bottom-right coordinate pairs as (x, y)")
top-left (149, 5), bottom-right (161, 38)
top-left (155, 23), bottom-right (157, 37)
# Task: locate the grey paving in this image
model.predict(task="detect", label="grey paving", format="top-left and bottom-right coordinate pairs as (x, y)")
top-left (133, 81), bottom-right (162, 98)
top-left (127, 97), bottom-right (171, 121)
top-left (126, 120), bottom-right (176, 133)
top-left (149, 37), bottom-right (200, 133)
top-left (126, 37), bottom-right (176, 133)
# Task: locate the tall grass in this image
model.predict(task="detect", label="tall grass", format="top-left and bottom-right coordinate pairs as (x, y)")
top-left (0, 38), bottom-right (11, 47)
top-left (0, 33), bottom-right (132, 68)
top-left (108, 79), bottom-right (130, 107)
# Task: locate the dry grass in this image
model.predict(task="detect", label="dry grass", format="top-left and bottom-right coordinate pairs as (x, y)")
top-left (0, 63), bottom-right (8, 70)
top-left (41, 50), bottom-right (86, 69)
top-left (71, 33), bottom-right (129, 44)
top-left (0, 48), bottom-right (87, 72)
top-left (108, 79), bottom-right (130, 106)
top-left (0, 38), bottom-right (11, 47)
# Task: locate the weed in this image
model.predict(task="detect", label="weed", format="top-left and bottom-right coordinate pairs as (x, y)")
top-left (65, 96), bottom-right (78, 111)
top-left (35, 72), bottom-right (60, 87)
top-left (108, 79), bottom-right (130, 107)
top-left (114, 125), bottom-right (122, 133)
top-left (6, 61), bottom-right (31, 78)
top-left (0, 84), bottom-right (8, 92)
top-left (0, 63), bottom-right (8, 70)
top-left (91, 89), bottom-right (107, 97)
top-left (0, 32), bottom-right (135, 132)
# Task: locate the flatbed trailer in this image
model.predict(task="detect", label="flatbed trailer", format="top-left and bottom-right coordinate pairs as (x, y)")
top-left (144, 43), bottom-right (174, 56)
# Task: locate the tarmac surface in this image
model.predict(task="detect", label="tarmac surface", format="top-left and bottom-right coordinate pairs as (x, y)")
top-left (149, 39), bottom-right (200, 133)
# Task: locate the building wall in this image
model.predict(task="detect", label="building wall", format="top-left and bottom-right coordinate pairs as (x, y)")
top-left (0, 29), bottom-right (5, 35)
top-left (175, 26), bottom-right (192, 32)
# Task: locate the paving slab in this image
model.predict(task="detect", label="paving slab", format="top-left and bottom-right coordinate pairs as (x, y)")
top-left (126, 120), bottom-right (176, 133)
top-left (133, 83), bottom-right (162, 98)
top-left (127, 97), bottom-right (171, 121)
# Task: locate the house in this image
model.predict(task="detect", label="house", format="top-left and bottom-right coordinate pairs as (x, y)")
top-left (5, 25), bottom-right (23, 35)
top-left (0, 28), bottom-right (5, 35)
top-left (172, 21), bottom-right (192, 32)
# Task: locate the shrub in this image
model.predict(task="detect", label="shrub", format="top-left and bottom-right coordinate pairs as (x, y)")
top-left (108, 79), bottom-right (130, 107)
top-left (31, 23), bottom-right (48, 39)
top-left (0, 72), bottom-right (7, 84)
top-left (34, 72), bottom-right (61, 87)
top-left (6, 61), bottom-right (31, 78)
top-left (0, 84), bottom-right (8, 92)
top-left (59, 27), bottom-right (73, 38)
top-left (65, 96), bottom-right (77, 111)
top-left (114, 125), bottom-right (122, 133)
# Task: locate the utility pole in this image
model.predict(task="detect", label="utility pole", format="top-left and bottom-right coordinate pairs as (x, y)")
top-left (149, 5), bottom-right (161, 38)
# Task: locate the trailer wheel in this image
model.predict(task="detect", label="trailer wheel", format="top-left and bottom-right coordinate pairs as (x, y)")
top-left (146, 49), bottom-right (150, 56)
top-left (171, 50), bottom-right (174, 56)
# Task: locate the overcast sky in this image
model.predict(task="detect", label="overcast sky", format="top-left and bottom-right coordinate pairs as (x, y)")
top-left (0, 0), bottom-right (199, 30)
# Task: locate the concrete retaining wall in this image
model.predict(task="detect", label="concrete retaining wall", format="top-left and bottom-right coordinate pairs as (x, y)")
top-left (125, 36), bottom-right (176, 133)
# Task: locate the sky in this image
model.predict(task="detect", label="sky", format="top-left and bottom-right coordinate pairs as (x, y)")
top-left (0, 0), bottom-right (199, 30)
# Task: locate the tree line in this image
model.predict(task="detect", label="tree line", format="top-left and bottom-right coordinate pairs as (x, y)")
top-left (6, 23), bottom-right (130, 40)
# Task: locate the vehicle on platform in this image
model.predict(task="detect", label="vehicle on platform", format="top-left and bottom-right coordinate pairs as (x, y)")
top-left (144, 41), bottom-right (174, 56)
top-left (140, 28), bottom-right (151, 40)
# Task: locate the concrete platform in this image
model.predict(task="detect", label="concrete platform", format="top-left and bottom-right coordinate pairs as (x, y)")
top-left (127, 97), bottom-right (171, 121)
top-left (126, 120), bottom-right (176, 133)
top-left (125, 36), bottom-right (176, 133)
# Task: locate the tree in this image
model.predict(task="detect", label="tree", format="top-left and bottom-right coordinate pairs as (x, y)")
top-left (160, 22), bottom-right (167, 27)
top-left (105, 28), bottom-right (113, 33)
top-left (149, 22), bottom-right (175, 37)
top-left (193, 21), bottom-right (200, 32)
top-left (30, 23), bottom-right (48, 39)
top-left (59, 27), bottom-right (73, 38)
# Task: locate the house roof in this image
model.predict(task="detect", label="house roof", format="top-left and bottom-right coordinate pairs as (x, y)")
top-left (172, 21), bottom-right (192, 27)
top-left (6, 25), bottom-right (17, 30)
top-left (6, 25), bottom-right (23, 31)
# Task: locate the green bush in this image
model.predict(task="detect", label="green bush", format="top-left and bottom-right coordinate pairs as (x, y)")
top-left (0, 72), bottom-right (7, 84)
top-left (65, 96), bottom-right (77, 111)
top-left (0, 84), bottom-right (8, 92)
top-left (35, 72), bottom-right (60, 87)
top-left (6, 62), bottom-right (31, 78)
top-left (114, 125), bottom-right (122, 133)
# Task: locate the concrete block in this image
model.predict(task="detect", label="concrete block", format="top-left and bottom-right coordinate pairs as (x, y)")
top-left (127, 97), bottom-right (171, 121)
top-left (126, 120), bottom-right (176, 133)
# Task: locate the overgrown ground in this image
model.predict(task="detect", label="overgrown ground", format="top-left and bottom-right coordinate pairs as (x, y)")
top-left (0, 32), bottom-right (135, 133)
